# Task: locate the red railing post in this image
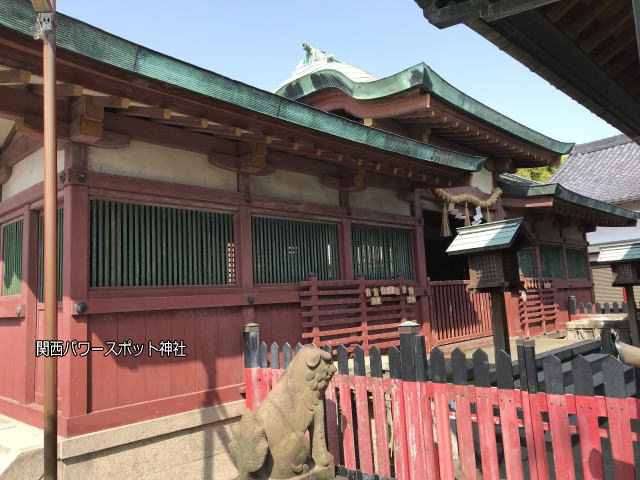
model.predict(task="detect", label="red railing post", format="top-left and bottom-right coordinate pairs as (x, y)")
top-left (242, 322), bottom-right (260, 410)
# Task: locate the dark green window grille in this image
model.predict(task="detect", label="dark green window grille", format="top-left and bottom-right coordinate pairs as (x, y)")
top-left (352, 225), bottom-right (412, 280)
top-left (517, 249), bottom-right (536, 277)
top-left (90, 201), bottom-right (235, 287)
top-left (539, 245), bottom-right (564, 278)
top-left (252, 216), bottom-right (339, 284)
top-left (2, 219), bottom-right (23, 296)
top-left (38, 209), bottom-right (64, 301)
top-left (566, 248), bottom-right (588, 279)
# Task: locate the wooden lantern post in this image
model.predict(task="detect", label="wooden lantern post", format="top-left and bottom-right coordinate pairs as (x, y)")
top-left (446, 218), bottom-right (534, 360)
top-left (597, 242), bottom-right (640, 346)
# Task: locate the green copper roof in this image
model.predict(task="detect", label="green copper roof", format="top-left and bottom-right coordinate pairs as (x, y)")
top-left (498, 179), bottom-right (640, 221)
top-left (498, 172), bottom-right (542, 186)
top-left (0, 0), bottom-right (485, 174)
top-left (446, 218), bottom-right (527, 255)
top-left (597, 243), bottom-right (640, 264)
top-left (276, 62), bottom-right (573, 155)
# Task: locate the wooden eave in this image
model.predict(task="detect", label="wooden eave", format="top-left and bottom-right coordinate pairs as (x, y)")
top-left (302, 88), bottom-right (561, 168)
top-left (0, 28), bottom-right (481, 190)
top-left (438, 0), bottom-right (640, 142)
top-left (501, 194), bottom-right (637, 227)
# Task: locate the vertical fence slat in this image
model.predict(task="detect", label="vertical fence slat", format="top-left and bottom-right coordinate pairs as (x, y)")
top-left (452, 348), bottom-right (476, 480)
top-left (431, 347), bottom-right (455, 480)
top-left (496, 350), bottom-right (525, 480)
top-left (389, 347), bottom-right (409, 480)
top-left (543, 355), bottom-right (576, 480)
top-left (322, 345), bottom-right (340, 464)
top-left (337, 345), bottom-right (356, 470)
top-left (400, 333), bottom-right (427, 480)
top-left (352, 346), bottom-right (373, 474)
top-left (572, 355), bottom-right (604, 480)
top-left (369, 346), bottom-right (391, 477)
top-left (472, 349), bottom-right (500, 480)
top-left (603, 357), bottom-right (635, 480)
top-left (414, 336), bottom-right (439, 480)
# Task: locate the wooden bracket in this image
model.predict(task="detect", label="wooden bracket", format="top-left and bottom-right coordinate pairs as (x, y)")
top-left (320, 167), bottom-right (366, 192)
top-left (209, 144), bottom-right (275, 175)
top-left (71, 95), bottom-right (104, 143)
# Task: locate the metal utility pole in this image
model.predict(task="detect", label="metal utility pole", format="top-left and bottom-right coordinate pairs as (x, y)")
top-left (31, 1), bottom-right (58, 478)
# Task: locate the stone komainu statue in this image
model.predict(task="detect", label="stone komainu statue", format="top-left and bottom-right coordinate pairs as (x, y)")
top-left (230, 346), bottom-right (338, 479)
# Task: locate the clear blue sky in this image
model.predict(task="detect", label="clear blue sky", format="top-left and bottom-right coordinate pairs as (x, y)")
top-left (58, 0), bottom-right (620, 145)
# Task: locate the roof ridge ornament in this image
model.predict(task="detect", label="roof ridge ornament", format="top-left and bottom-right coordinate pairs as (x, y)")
top-left (301, 41), bottom-right (337, 65)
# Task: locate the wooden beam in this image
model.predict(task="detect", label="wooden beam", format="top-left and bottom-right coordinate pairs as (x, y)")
top-left (63, 142), bottom-right (88, 170)
top-left (545, 0), bottom-right (580, 22)
top-left (72, 95), bottom-right (104, 122)
top-left (29, 0), bottom-right (53, 13)
top-left (0, 69), bottom-right (31, 85)
top-left (155, 115), bottom-right (208, 129)
top-left (581, 11), bottom-right (633, 53)
top-left (594, 30), bottom-right (635, 65)
top-left (566, 0), bottom-right (614, 39)
top-left (0, 135), bottom-right (42, 167)
top-left (31, 82), bottom-right (83, 97)
top-left (118, 106), bottom-right (172, 120)
top-left (90, 96), bottom-right (130, 109)
top-left (0, 164), bottom-right (11, 185)
top-left (0, 119), bottom-right (23, 152)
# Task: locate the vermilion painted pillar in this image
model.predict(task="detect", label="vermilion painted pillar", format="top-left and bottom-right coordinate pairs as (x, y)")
top-left (60, 146), bottom-right (90, 419)
top-left (412, 189), bottom-right (432, 346)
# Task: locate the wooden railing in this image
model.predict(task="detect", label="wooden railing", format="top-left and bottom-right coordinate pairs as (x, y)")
top-left (299, 276), bottom-right (420, 351)
top-left (429, 280), bottom-right (492, 345)
top-left (518, 277), bottom-right (559, 336)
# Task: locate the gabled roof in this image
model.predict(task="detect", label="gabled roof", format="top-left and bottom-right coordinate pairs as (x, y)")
top-left (446, 218), bottom-right (530, 255)
top-left (498, 179), bottom-right (640, 222)
top-left (597, 242), bottom-right (640, 264)
top-left (276, 57), bottom-right (573, 156)
top-left (0, 0), bottom-right (486, 174)
top-left (549, 135), bottom-right (640, 204)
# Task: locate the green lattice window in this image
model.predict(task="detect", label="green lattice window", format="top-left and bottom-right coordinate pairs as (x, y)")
top-left (2, 219), bottom-right (23, 296)
top-left (90, 201), bottom-right (235, 287)
top-left (539, 245), bottom-right (564, 278)
top-left (517, 249), bottom-right (536, 277)
top-left (38, 209), bottom-right (64, 301)
top-left (252, 216), bottom-right (339, 284)
top-left (352, 226), bottom-right (412, 280)
top-left (566, 248), bottom-right (588, 279)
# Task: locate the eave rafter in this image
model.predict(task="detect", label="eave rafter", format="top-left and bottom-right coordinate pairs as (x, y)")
top-left (0, 65), bottom-right (461, 191)
top-left (394, 103), bottom-right (554, 165)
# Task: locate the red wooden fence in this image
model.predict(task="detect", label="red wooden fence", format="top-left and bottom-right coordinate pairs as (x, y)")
top-left (299, 277), bottom-right (420, 351)
top-left (243, 333), bottom-right (640, 480)
top-left (429, 280), bottom-right (492, 345)
top-left (519, 277), bottom-right (559, 336)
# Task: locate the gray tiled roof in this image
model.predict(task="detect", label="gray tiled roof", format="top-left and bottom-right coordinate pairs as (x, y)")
top-left (549, 134), bottom-right (640, 204)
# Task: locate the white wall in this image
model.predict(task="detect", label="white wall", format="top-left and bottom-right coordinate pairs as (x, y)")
top-left (1, 147), bottom-right (64, 201)
top-left (350, 187), bottom-right (410, 216)
top-left (88, 141), bottom-right (237, 192)
top-left (251, 170), bottom-right (339, 206)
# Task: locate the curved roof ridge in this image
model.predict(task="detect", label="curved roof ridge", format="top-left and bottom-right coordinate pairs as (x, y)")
top-left (276, 61), bottom-right (573, 155)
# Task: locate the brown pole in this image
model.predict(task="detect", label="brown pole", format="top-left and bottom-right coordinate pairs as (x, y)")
top-left (625, 285), bottom-right (639, 347)
top-left (41, 2), bottom-right (58, 478)
top-left (490, 289), bottom-right (510, 359)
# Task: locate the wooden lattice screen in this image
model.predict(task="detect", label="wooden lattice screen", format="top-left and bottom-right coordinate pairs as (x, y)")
top-left (519, 277), bottom-right (559, 336)
top-left (299, 276), bottom-right (419, 351)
